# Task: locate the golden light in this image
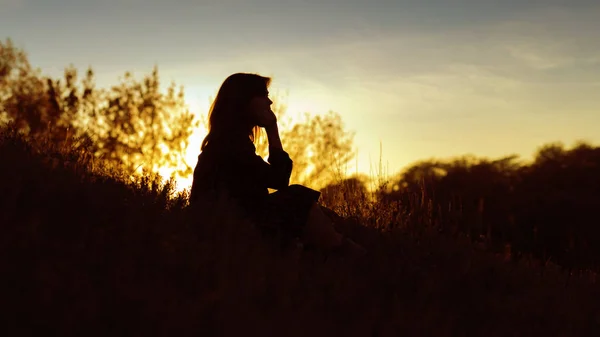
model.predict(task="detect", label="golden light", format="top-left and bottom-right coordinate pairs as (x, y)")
top-left (157, 89), bottom-right (211, 192)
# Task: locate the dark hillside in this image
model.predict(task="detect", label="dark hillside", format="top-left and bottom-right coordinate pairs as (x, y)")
top-left (1, 126), bottom-right (599, 337)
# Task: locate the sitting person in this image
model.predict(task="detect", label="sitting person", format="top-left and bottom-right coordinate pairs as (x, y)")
top-left (189, 72), bottom-right (365, 256)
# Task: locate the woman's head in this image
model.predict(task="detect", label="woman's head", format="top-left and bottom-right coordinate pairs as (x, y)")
top-left (201, 73), bottom-right (272, 150)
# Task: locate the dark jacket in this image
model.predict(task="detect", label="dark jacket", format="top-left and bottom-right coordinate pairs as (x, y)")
top-left (189, 135), bottom-right (293, 213)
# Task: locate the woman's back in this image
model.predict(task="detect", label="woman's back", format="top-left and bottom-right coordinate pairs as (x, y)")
top-left (189, 135), bottom-right (293, 212)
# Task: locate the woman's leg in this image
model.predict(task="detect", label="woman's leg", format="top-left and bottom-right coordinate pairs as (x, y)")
top-left (302, 202), bottom-right (366, 255)
top-left (319, 205), bottom-right (345, 225)
top-left (302, 202), bottom-right (343, 250)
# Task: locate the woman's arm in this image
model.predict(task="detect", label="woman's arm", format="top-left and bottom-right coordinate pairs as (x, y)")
top-left (227, 124), bottom-right (292, 190)
top-left (262, 123), bottom-right (292, 188)
top-left (265, 124), bottom-right (283, 150)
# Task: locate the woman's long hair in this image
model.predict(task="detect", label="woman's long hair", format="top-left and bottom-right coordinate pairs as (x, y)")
top-left (201, 73), bottom-right (271, 151)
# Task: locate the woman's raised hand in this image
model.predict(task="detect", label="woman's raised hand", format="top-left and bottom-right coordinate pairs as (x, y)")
top-left (249, 96), bottom-right (277, 128)
top-left (256, 108), bottom-right (277, 128)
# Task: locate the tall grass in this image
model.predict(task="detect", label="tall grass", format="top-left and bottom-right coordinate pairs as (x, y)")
top-left (1, 125), bottom-right (600, 337)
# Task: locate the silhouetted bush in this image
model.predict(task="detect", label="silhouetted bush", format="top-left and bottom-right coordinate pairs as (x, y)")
top-left (378, 143), bottom-right (600, 272)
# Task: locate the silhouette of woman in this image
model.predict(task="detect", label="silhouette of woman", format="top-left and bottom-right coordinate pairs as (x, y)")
top-left (190, 73), bottom-right (364, 255)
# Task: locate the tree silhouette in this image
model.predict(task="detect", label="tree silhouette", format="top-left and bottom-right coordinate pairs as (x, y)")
top-left (86, 68), bottom-right (197, 177)
top-left (0, 38), bottom-right (198, 178)
top-left (0, 38), bottom-right (57, 138)
top-left (281, 110), bottom-right (355, 188)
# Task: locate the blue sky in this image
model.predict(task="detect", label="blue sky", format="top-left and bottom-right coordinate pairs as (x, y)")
top-left (2, 0), bottom-right (600, 185)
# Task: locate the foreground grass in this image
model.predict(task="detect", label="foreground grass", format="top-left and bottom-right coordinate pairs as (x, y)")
top-left (1, 128), bottom-right (599, 337)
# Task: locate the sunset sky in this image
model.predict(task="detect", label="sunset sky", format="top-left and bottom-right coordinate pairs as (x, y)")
top-left (2, 0), bottom-right (599, 188)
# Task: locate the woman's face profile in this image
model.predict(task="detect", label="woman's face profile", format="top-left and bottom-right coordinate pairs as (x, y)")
top-left (248, 93), bottom-right (274, 127)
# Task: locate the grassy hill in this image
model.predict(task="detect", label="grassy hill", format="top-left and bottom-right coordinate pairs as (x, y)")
top-left (1, 126), bottom-right (599, 337)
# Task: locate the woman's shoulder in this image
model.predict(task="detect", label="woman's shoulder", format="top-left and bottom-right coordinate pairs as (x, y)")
top-left (202, 137), bottom-right (256, 158)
